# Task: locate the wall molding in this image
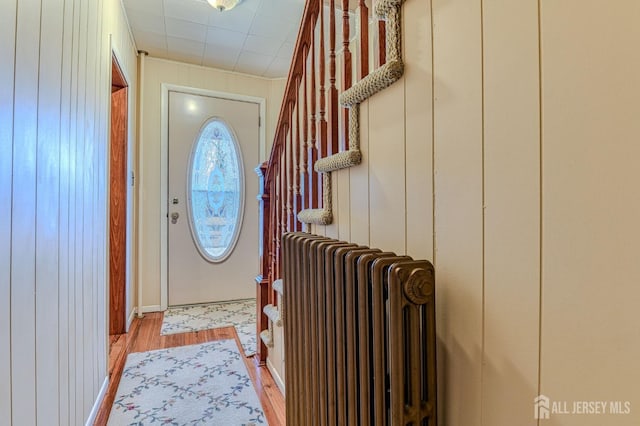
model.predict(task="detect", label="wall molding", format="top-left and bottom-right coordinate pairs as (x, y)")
top-left (127, 308), bottom-right (136, 330)
top-left (85, 377), bottom-right (109, 426)
top-left (267, 356), bottom-right (285, 396)
top-left (140, 305), bottom-right (163, 313)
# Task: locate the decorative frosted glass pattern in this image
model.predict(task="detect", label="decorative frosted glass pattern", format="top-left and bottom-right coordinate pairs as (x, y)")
top-left (189, 119), bottom-right (243, 262)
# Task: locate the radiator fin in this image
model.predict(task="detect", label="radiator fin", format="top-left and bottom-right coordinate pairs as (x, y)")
top-left (282, 233), bottom-right (437, 426)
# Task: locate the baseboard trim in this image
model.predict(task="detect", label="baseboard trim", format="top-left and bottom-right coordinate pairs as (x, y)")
top-left (141, 304), bottom-right (162, 313)
top-left (266, 356), bottom-right (285, 396)
top-left (126, 308), bottom-right (136, 330)
top-left (85, 376), bottom-right (109, 426)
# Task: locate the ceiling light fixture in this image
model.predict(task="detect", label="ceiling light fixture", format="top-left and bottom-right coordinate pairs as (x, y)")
top-left (207, 0), bottom-right (241, 11)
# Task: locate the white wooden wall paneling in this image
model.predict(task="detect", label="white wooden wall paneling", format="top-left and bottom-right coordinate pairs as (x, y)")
top-left (348, 100), bottom-right (369, 247)
top-left (68, 0), bottom-right (81, 422)
top-left (335, 54), bottom-right (350, 243)
top-left (35, 0), bottom-right (65, 421)
top-left (86, 0), bottom-right (99, 411)
top-left (75, 0), bottom-right (88, 419)
top-left (368, 79), bottom-right (405, 255)
top-left (0, 1), bottom-right (17, 424)
top-left (93, 0), bottom-right (101, 402)
top-left (432, 0), bottom-right (484, 424)
top-left (344, 21), bottom-right (377, 248)
top-left (82, 0), bottom-right (91, 407)
top-left (337, 169), bottom-right (350, 242)
top-left (98, 0), bottom-right (107, 389)
top-left (95, 0), bottom-right (108, 392)
top-left (11, 0), bottom-right (42, 423)
top-left (58, 0), bottom-right (75, 423)
top-left (65, 0), bottom-right (80, 424)
top-left (324, 172), bottom-right (339, 239)
top-left (541, 2), bottom-right (640, 422)
top-left (481, 1), bottom-right (540, 424)
top-left (275, 2), bottom-right (640, 425)
top-left (93, 0), bottom-right (104, 411)
top-left (403, 0), bottom-right (433, 261)
top-left (83, 0), bottom-right (97, 406)
top-left (0, 0), bottom-right (132, 422)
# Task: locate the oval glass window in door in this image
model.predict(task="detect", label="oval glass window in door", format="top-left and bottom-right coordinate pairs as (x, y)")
top-left (187, 118), bottom-right (244, 262)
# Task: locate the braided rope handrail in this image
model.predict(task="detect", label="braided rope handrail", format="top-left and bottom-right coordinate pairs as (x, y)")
top-left (298, 0), bottom-right (405, 225)
top-left (297, 170), bottom-right (333, 224)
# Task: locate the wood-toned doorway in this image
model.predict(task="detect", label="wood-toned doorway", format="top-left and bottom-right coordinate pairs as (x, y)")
top-left (109, 55), bottom-right (128, 335)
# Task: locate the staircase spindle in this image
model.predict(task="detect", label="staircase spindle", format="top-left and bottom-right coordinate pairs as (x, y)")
top-left (274, 163), bottom-right (281, 280)
top-left (287, 102), bottom-right (294, 231)
top-left (378, 20), bottom-right (386, 66)
top-left (358, 0), bottom-right (369, 79)
top-left (283, 132), bottom-right (288, 234)
top-left (294, 77), bottom-right (302, 231)
top-left (280, 157), bottom-right (284, 235)
top-left (309, 19), bottom-right (319, 209)
top-left (284, 116), bottom-right (289, 233)
top-left (256, 162), bottom-right (270, 359)
top-left (259, 0), bottom-right (399, 381)
top-left (318, 0), bottom-right (327, 209)
top-left (328, 0), bottom-right (339, 155)
top-left (269, 176), bottom-right (276, 285)
top-left (301, 46), bottom-right (309, 214)
top-left (341, 0), bottom-right (352, 151)
top-left (280, 154), bottom-right (284, 242)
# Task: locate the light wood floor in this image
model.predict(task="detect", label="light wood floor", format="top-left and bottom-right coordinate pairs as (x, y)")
top-left (94, 312), bottom-right (285, 425)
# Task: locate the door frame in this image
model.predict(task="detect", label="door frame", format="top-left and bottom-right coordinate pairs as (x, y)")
top-left (109, 53), bottom-right (128, 334)
top-left (106, 42), bottom-right (135, 332)
top-left (159, 84), bottom-right (266, 310)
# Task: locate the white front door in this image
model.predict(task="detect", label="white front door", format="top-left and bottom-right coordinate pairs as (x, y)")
top-left (168, 91), bottom-right (259, 306)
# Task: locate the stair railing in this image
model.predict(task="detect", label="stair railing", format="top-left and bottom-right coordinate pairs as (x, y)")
top-left (255, 0), bottom-right (388, 364)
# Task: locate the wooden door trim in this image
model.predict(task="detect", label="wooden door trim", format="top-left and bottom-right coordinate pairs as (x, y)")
top-left (111, 56), bottom-right (127, 90)
top-left (109, 53), bottom-right (128, 334)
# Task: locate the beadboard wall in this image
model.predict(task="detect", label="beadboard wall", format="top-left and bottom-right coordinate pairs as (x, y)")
top-left (0, 0), bottom-right (137, 424)
top-left (304, 0), bottom-right (640, 425)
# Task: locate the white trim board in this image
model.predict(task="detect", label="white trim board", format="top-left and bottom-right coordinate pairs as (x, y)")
top-left (159, 84), bottom-right (266, 311)
top-left (85, 376), bottom-right (109, 426)
top-left (267, 356), bottom-right (285, 396)
top-left (126, 308), bottom-right (136, 330)
top-left (140, 305), bottom-right (163, 313)
top-left (150, 56), bottom-right (278, 83)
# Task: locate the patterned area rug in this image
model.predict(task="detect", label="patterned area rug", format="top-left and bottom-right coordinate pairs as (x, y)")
top-left (107, 340), bottom-right (266, 425)
top-left (161, 299), bottom-right (257, 357)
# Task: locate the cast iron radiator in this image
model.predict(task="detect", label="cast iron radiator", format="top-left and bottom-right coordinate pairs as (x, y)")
top-left (282, 232), bottom-right (437, 426)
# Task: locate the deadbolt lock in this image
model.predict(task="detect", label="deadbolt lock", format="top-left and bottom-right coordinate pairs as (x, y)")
top-left (170, 212), bottom-right (179, 224)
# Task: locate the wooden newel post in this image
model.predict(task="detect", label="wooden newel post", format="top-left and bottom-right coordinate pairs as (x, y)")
top-left (255, 162), bottom-right (270, 365)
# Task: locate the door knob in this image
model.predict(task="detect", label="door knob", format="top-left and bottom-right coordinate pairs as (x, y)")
top-left (171, 212), bottom-right (179, 224)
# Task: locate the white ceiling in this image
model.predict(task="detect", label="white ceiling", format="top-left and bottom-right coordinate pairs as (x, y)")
top-left (123, 0), bottom-right (307, 78)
